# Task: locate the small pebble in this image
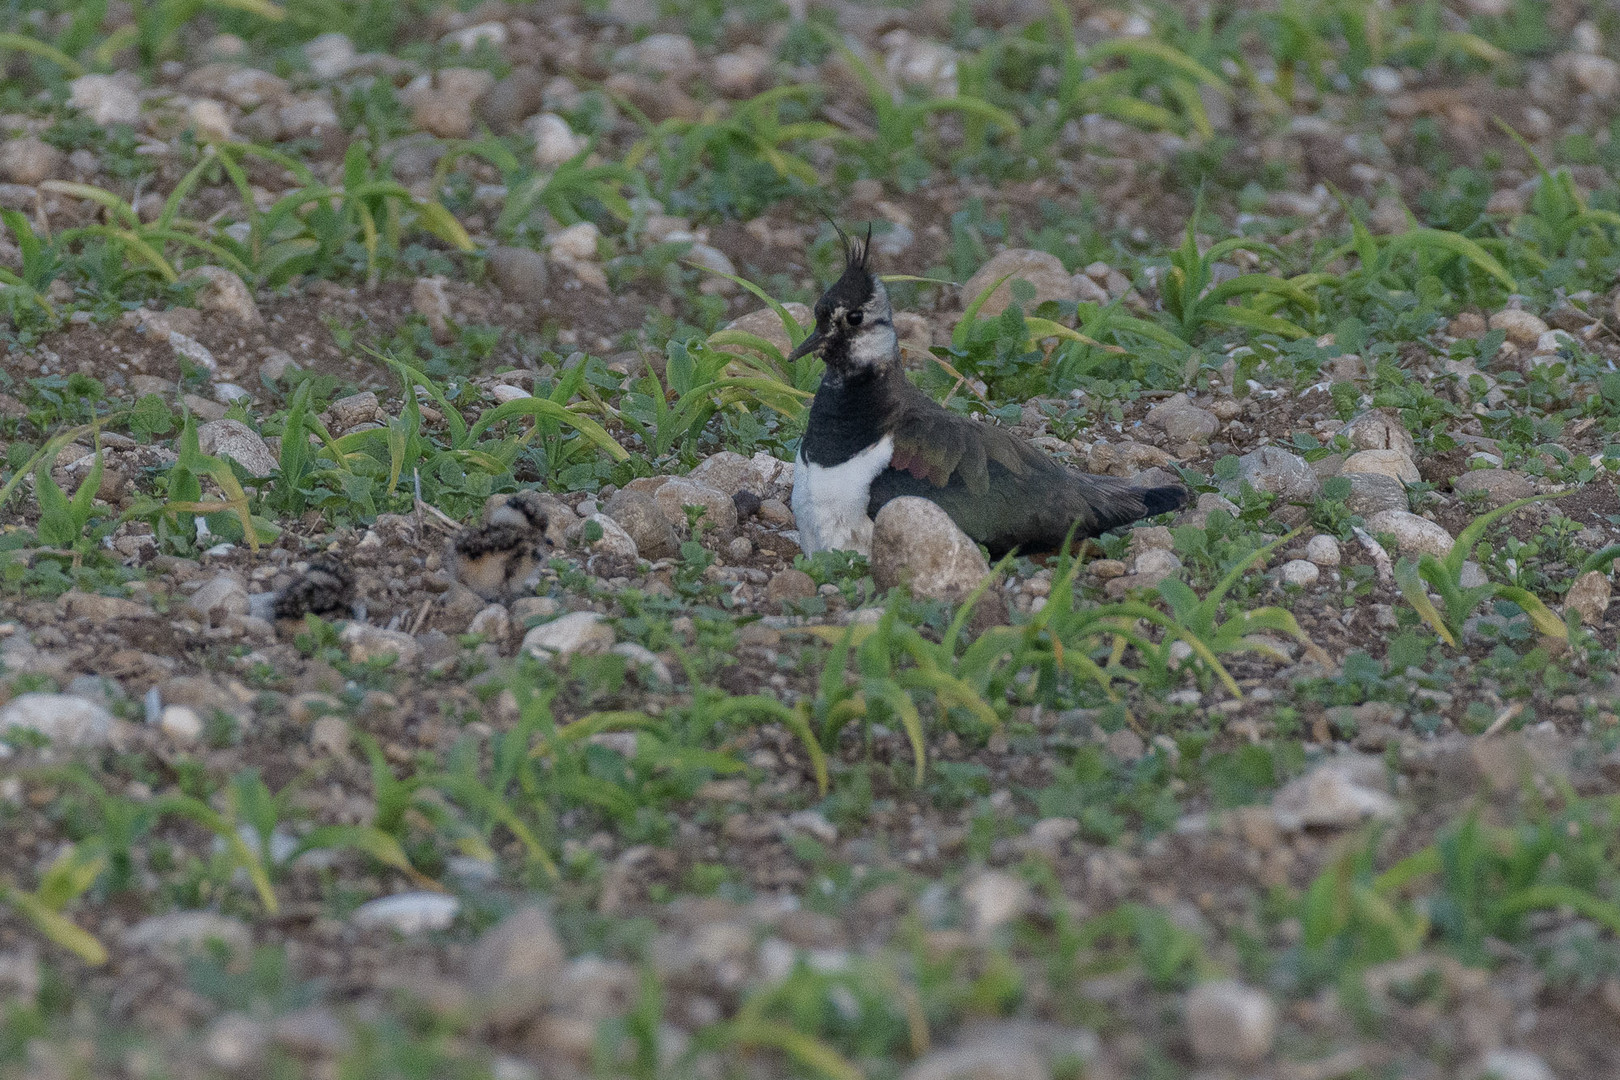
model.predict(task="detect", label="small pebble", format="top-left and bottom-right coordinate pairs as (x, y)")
top-left (1306, 535), bottom-right (1341, 567)
top-left (1280, 559), bottom-right (1320, 587)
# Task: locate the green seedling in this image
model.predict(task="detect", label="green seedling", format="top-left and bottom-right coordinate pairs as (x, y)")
top-left (1393, 494), bottom-right (1569, 646)
top-left (1046, 0), bottom-right (1231, 139)
top-left (210, 141), bottom-right (473, 286)
top-left (490, 142), bottom-right (636, 237)
top-left (102, 0), bottom-right (286, 66)
top-left (129, 412), bottom-right (277, 552)
top-left (0, 208), bottom-right (61, 318)
top-left (825, 37), bottom-right (1020, 182)
top-left (0, 842), bottom-right (109, 965)
top-left (0, 32), bottom-right (86, 76)
top-left (1297, 835), bottom-right (1431, 987)
top-left (32, 446), bottom-right (104, 550)
top-left (157, 780), bottom-right (281, 914)
top-left (607, 333), bottom-right (811, 460)
top-left (1319, 192), bottom-right (1518, 303)
top-left (1159, 201), bottom-right (1319, 342)
top-left (623, 85), bottom-right (838, 215)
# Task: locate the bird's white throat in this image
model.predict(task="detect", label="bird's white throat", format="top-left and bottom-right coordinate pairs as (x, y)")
top-left (791, 434), bottom-right (894, 556)
top-left (848, 323), bottom-right (898, 370)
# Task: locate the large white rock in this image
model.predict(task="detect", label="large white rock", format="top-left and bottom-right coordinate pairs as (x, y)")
top-left (198, 420), bottom-right (277, 477)
top-left (190, 266), bottom-right (262, 326)
top-left (1342, 448), bottom-right (1419, 484)
top-left (1145, 393), bottom-right (1219, 444)
top-left (125, 911), bottom-right (252, 957)
top-left (1272, 757), bottom-right (1398, 831)
top-left (0, 693), bottom-right (114, 747)
top-left (522, 611), bottom-right (616, 660)
top-left (1306, 534), bottom-right (1341, 567)
top-left (351, 892), bottom-right (460, 934)
top-left (1185, 980), bottom-right (1277, 1065)
top-left (1226, 446), bottom-right (1321, 502)
top-left (69, 74), bottom-right (142, 125)
top-left (465, 906), bottom-right (567, 1025)
top-left (549, 221), bottom-right (600, 261)
top-left (1341, 409), bottom-right (1417, 459)
top-left (1279, 559), bottom-right (1320, 587)
top-left (961, 869), bottom-right (1031, 936)
top-left (339, 623), bottom-right (419, 667)
top-left (578, 513), bottom-right (639, 560)
top-left (303, 33), bottom-right (358, 79)
top-left (961, 249), bottom-right (1086, 319)
top-left (653, 478), bottom-right (738, 532)
top-left (530, 113), bottom-right (587, 167)
top-left (870, 497), bottom-right (991, 602)
top-left (1366, 510), bottom-right (1454, 559)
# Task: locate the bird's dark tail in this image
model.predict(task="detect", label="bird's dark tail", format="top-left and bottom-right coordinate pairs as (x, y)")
top-left (1139, 484), bottom-right (1190, 517)
top-left (1076, 478), bottom-right (1190, 536)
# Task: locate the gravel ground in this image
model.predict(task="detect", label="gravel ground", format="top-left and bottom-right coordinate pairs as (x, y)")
top-left (4, 2), bottom-right (1620, 1079)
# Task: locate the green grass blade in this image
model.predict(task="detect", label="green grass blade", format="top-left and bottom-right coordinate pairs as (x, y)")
top-left (465, 397), bottom-right (630, 460)
top-left (1446, 493), bottom-right (1566, 577)
top-left (1491, 585), bottom-right (1568, 641)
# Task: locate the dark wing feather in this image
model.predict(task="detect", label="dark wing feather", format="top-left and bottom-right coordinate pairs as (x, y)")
top-left (879, 382), bottom-right (1187, 556)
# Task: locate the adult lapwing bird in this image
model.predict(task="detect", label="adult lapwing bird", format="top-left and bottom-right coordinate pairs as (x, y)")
top-left (789, 226), bottom-right (1187, 558)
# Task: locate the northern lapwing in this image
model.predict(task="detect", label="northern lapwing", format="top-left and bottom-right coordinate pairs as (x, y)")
top-left (444, 490), bottom-right (555, 600)
top-left (789, 226), bottom-right (1188, 558)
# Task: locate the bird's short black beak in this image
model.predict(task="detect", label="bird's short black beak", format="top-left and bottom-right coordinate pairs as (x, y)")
top-left (787, 327), bottom-right (825, 363)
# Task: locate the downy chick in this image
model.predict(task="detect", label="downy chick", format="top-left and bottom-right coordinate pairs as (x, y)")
top-left (444, 489), bottom-right (555, 600)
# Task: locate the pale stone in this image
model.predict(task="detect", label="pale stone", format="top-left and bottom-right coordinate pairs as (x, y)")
top-left (184, 573), bottom-right (251, 622)
top-left (466, 906), bottom-right (567, 1025)
top-left (1366, 510), bottom-right (1454, 559)
top-left (1280, 559), bottom-right (1320, 587)
top-left (1272, 758), bottom-right (1398, 831)
top-left (1342, 449), bottom-right (1419, 484)
top-left (487, 246), bottom-right (549, 303)
top-left (530, 113), bottom-right (587, 167)
top-left (1565, 570), bottom-right (1610, 626)
top-left (653, 478), bottom-right (738, 532)
top-left (549, 221), bottom-right (600, 261)
top-left (961, 249), bottom-right (1082, 319)
top-left (125, 911), bottom-right (251, 957)
top-left (961, 870), bottom-right (1031, 935)
top-left (339, 624), bottom-right (419, 666)
top-left (159, 705), bottom-right (205, 742)
top-left (190, 266), bottom-right (261, 325)
top-left (1145, 393), bottom-right (1219, 444)
top-left (1226, 446), bottom-right (1321, 502)
top-left (351, 892), bottom-right (460, 934)
top-left (1185, 980), bottom-right (1276, 1065)
top-left (1306, 534), bottom-right (1341, 567)
top-left (186, 99), bottom-right (233, 142)
top-left (1489, 309), bottom-right (1549, 346)
top-left (69, 74), bottom-right (141, 125)
top-left (578, 513), bottom-right (639, 559)
top-left (870, 497), bottom-right (991, 602)
top-left (304, 33), bottom-right (358, 79)
top-left (603, 489), bottom-right (680, 560)
top-left (522, 611), bottom-right (615, 660)
top-left (0, 693), bottom-right (114, 747)
top-left (0, 137), bottom-right (63, 185)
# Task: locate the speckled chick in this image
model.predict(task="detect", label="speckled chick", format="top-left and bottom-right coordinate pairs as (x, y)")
top-left (268, 554), bottom-right (355, 621)
top-left (445, 489), bottom-right (554, 601)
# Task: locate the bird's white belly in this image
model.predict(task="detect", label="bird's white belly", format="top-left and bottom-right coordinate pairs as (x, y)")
top-left (792, 435), bottom-right (894, 556)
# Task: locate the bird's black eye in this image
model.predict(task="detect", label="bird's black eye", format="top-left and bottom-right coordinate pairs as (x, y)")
top-left (846, 310), bottom-right (864, 326)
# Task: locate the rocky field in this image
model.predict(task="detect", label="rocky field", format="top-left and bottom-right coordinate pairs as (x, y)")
top-left (3, 1), bottom-right (1620, 1078)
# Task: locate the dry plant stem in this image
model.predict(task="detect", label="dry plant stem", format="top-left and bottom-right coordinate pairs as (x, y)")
top-left (1352, 526), bottom-right (1394, 584)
